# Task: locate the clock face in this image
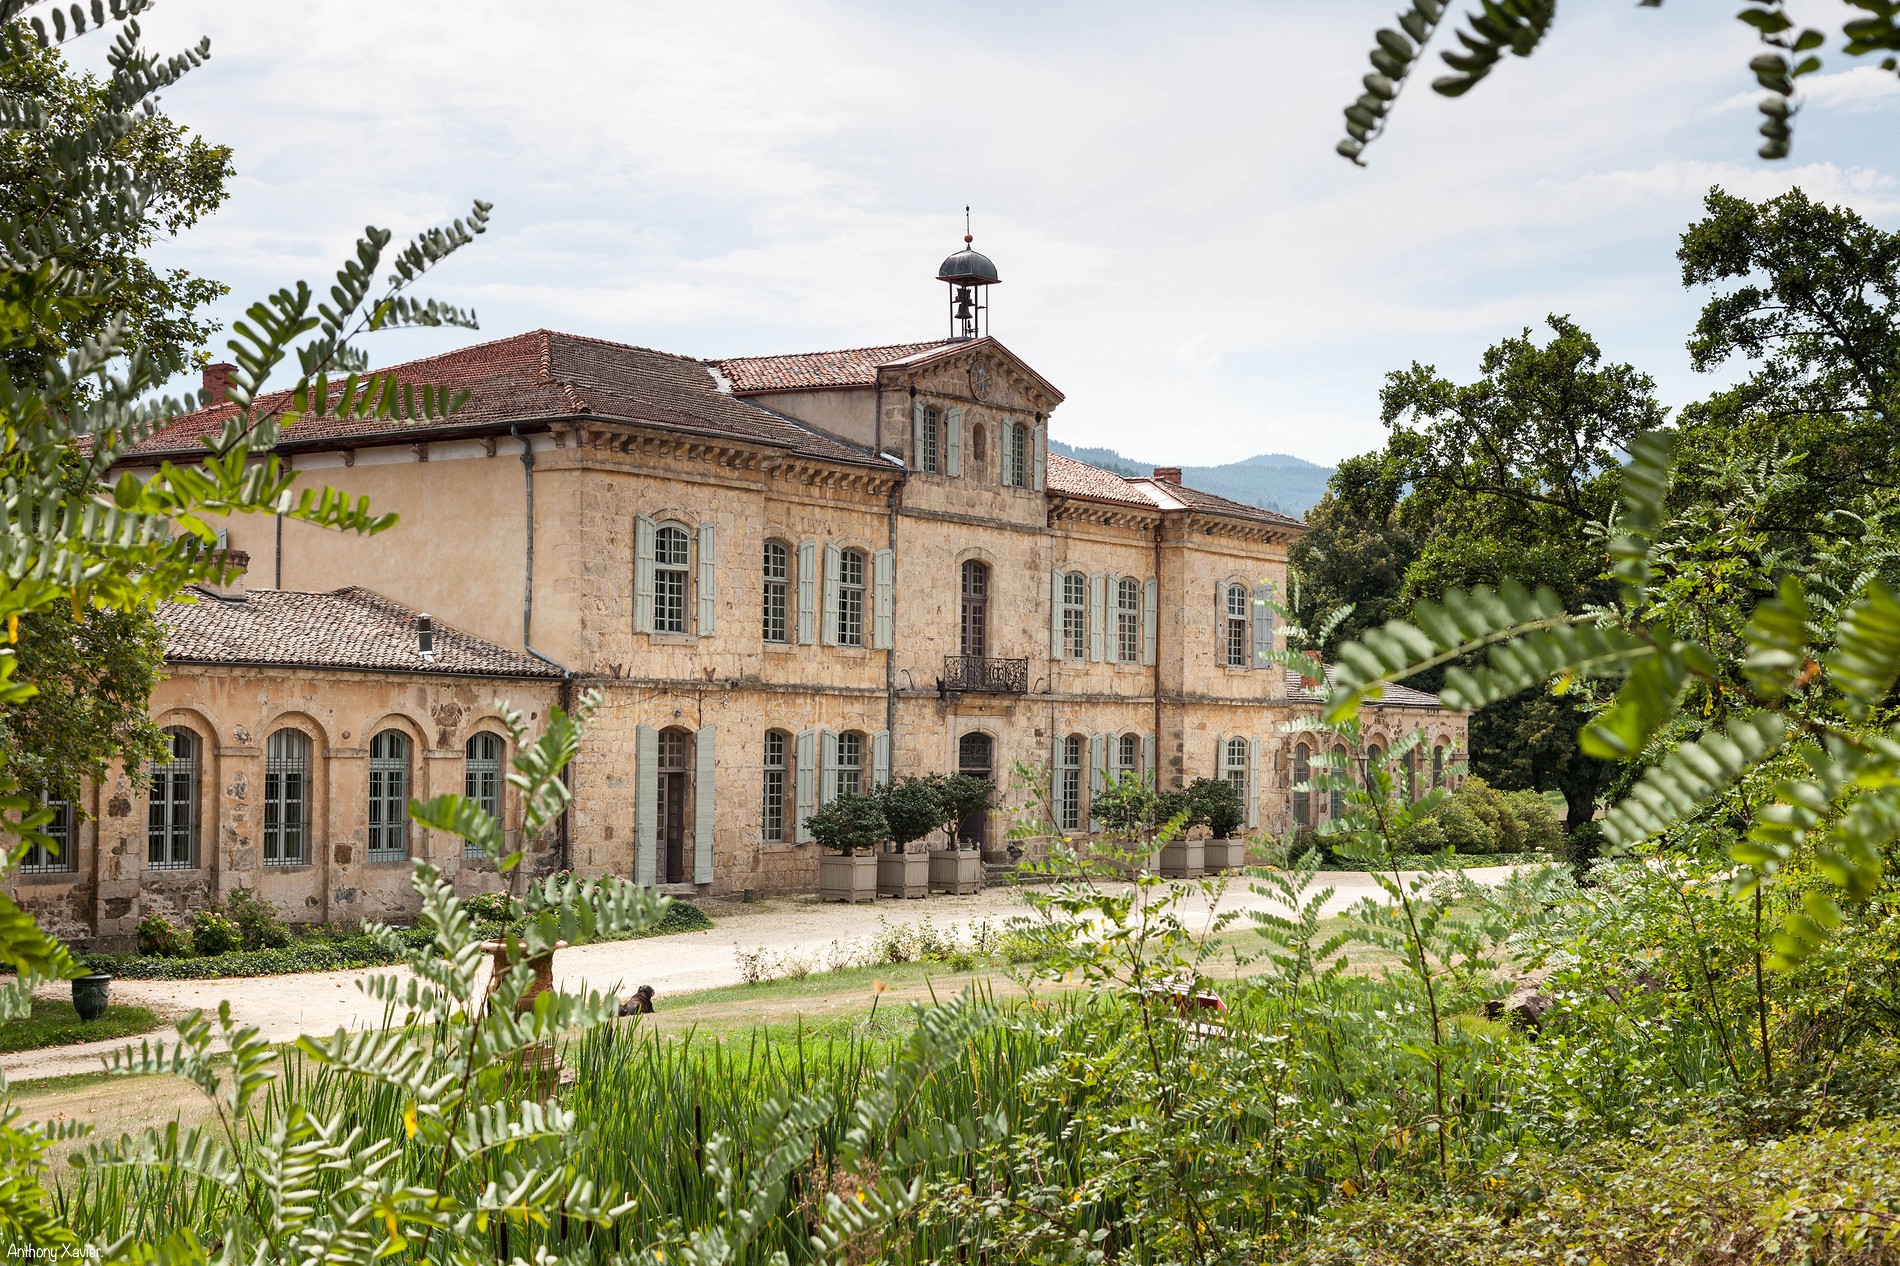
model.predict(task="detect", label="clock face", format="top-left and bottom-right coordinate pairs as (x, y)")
top-left (970, 359), bottom-right (993, 401)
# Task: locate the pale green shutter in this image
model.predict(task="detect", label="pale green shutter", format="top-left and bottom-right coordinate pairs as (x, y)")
top-left (820, 729), bottom-right (839, 805)
top-left (1087, 572), bottom-right (1105, 663)
top-left (1031, 425), bottom-right (1046, 490)
top-left (945, 407), bottom-right (963, 477)
top-left (635, 724), bottom-right (658, 886)
top-left (1142, 578), bottom-right (1158, 666)
top-left (1142, 733), bottom-right (1157, 782)
top-left (694, 726), bottom-right (716, 882)
top-left (1001, 421), bottom-right (1017, 486)
top-left (872, 548), bottom-right (895, 649)
top-left (1102, 573), bottom-right (1118, 661)
top-left (696, 522), bottom-right (717, 637)
top-left (1213, 735), bottom-right (1225, 784)
top-left (821, 543), bottom-right (842, 645)
top-left (1246, 736), bottom-right (1260, 829)
top-left (912, 401), bottom-right (927, 470)
top-left (795, 729), bottom-right (816, 842)
top-left (872, 730), bottom-right (891, 789)
top-left (1251, 585), bottom-right (1274, 668)
top-left (1050, 571), bottom-right (1066, 659)
top-left (1089, 733), bottom-right (1106, 800)
top-left (796, 539), bottom-right (817, 645)
top-left (1052, 732), bottom-right (1064, 830)
top-left (633, 515), bottom-right (657, 634)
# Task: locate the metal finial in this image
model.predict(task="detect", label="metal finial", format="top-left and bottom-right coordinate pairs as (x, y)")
top-left (964, 205), bottom-right (972, 244)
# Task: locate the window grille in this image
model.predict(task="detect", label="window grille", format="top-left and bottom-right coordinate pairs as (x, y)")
top-left (1293, 742), bottom-right (1312, 827)
top-left (1006, 422), bottom-right (1029, 488)
top-left (918, 407), bottom-right (940, 473)
top-left (762, 541), bottom-right (789, 643)
top-left (1432, 743), bottom-right (1446, 788)
top-left (148, 727), bottom-right (198, 869)
top-left (464, 732), bottom-right (504, 857)
top-left (836, 730), bottom-right (864, 797)
top-left (264, 729), bottom-right (310, 865)
top-left (654, 525), bottom-right (690, 634)
top-left (1223, 738), bottom-right (1249, 801)
top-left (763, 729), bottom-right (788, 842)
top-left (837, 550), bottom-right (866, 647)
top-left (1116, 577), bottom-right (1141, 663)
top-left (368, 730), bottom-right (412, 860)
top-left (1058, 735), bottom-right (1083, 832)
top-left (1225, 584), bottom-right (1249, 667)
top-left (20, 792), bottom-right (75, 874)
top-left (1061, 572), bottom-right (1088, 660)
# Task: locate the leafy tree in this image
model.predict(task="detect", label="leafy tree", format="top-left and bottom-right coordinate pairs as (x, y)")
top-left (1338, 1), bottom-right (1900, 164)
top-left (933, 771), bottom-right (995, 841)
top-left (805, 791), bottom-right (889, 855)
top-left (878, 775), bottom-right (943, 849)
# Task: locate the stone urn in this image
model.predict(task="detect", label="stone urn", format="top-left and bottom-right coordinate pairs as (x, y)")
top-left (1204, 837), bottom-right (1249, 873)
top-left (1158, 836), bottom-right (1205, 879)
top-left (877, 844), bottom-right (929, 899)
top-left (481, 939), bottom-right (570, 1099)
top-left (818, 851), bottom-right (877, 903)
top-left (71, 973), bottom-right (112, 1022)
top-left (927, 845), bottom-right (982, 895)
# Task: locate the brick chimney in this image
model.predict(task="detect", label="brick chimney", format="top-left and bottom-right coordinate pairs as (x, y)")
top-left (202, 361), bottom-right (236, 405)
top-left (205, 548), bottom-right (250, 602)
top-left (1152, 466), bottom-right (1183, 484)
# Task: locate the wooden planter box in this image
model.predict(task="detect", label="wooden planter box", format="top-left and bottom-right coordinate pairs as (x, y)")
top-left (819, 852), bottom-right (878, 903)
top-left (1204, 838), bottom-right (1249, 873)
top-left (878, 849), bottom-right (930, 899)
top-left (1158, 837), bottom-right (1205, 879)
top-left (928, 847), bottom-right (983, 894)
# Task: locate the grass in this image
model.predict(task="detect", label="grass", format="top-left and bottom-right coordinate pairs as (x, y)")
top-left (0, 998), bottom-right (162, 1054)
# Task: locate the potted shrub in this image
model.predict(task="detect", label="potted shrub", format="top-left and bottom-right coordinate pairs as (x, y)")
top-left (809, 792), bottom-right (887, 903)
top-left (1093, 773), bottom-right (1161, 875)
top-left (1151, 786), bottom-right (1196, 873)
top-left (875, 776), bottom-right (938, 899)
top-left (929, 773), bottom-right (993, 894)
top-left (1196, 777), bottom-right (1249, 872)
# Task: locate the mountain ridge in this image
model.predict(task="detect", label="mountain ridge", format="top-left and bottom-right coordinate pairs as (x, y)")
top-left (1047, 438), bottom-right (1334, 519)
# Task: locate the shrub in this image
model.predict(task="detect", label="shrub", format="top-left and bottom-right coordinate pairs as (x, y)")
top-left (805, 790), bottom-right (890, 855)
top-left (224, 888), bottom-right (291, 950)
top-left (1504, 789), bottom-right (1564, 852)
top-left (935, 773), bottom-right (995, 838)
top-left (1189, 777), bottom-right (1245, 839)
top-left (1154, 787), bottom-right (1198, 834)
top-left (878, 776), bottom-right (945, 849)
top-left (135, 912), bottom-right (191, 958)
top-left (1091, 773), bottom-right (1157, 835)
top-left (462, 889), bottom-right (517, 925)
top-left (188, 908), bottom-right (243, 956)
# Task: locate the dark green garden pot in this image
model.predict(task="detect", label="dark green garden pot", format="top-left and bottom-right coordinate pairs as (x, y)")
top-left (72, 973), bottom-right (112, 1022)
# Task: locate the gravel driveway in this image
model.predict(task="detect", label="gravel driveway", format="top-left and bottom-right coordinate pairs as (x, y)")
top-left (3, 866), bottom-right (1526, 1083)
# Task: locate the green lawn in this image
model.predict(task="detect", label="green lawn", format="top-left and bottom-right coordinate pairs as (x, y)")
top-left (0, 998), bottom-right (162, 1054)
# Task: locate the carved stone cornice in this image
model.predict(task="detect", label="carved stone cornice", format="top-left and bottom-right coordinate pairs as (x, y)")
top-left (1046, 496), bottom-right (1163, 533)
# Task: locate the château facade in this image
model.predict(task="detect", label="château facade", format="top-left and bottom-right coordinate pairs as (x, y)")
top-left (11, 244), bottom-right (1464, 945)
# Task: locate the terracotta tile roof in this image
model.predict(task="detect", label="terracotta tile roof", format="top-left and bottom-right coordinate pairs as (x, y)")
top-left (121, 330), bottom-right (879, 467)
top-left (160, 586), bottom-right (564, 678)
top-left (1284, 666), bottom-right (1446, 710)
top-left (1135, 475), bottom-right (1306, 528)
top-left (709, 341), bottom-right (957, 393)
top-left (1046, 453), bottom-right (1306, 530)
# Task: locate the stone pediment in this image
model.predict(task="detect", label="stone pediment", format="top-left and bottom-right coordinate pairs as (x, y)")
top-left (876, 337), bottom-right (1063, 415)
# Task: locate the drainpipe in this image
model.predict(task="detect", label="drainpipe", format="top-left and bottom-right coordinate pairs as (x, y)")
top-left (881, 383), bottom-right (901, 744)
top-left (1153, 520), bottom-right (1165, 787)
top-left (513, 424), bottom-right (574, 873)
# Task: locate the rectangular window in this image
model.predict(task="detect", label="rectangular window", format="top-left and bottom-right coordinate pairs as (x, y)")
top-left (148, 728), bottom-right (198, 869)
top-left (368, 730), bottom-right (411, 861)
top-left (763, 730), bottom-right (788, 842)
top-left (20, 793), bottom-right (75, 874)
top-left (1118, 734), bottom-right (1140, 779)
top-left (918, 407), bottom-right (941, 473)
top-left (1061, 572), bottom-right (1087, 660)
top-left (837, 550), bottom-right (866, 647)
top-left (836, 731), bottom-right (863, 797)
top-left (465, 733), bottom-right (504, 858)
top-left (655, 525), bottom-right (690, 634)
top-left (1058, 736), bottom-right (1082, 832)
top-left (1003, 422), bottom-right (1029, 488)
top-left (762, 541), bottom-right (789, 643)
top-left (1116, 578), bottom-right (1141, 663)
top-left (264, 730), bottom-right (310, 865)
top-left (1223, 738), bottom-right (1249, 801)
top-left (1225, 585), bottom-right (1249, 668)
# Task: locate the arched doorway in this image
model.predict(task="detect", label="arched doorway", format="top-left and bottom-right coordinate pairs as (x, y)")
top-left (957, 731), bottom-right (994, 848)
top-left (657, 726), bottom-right (692, 884)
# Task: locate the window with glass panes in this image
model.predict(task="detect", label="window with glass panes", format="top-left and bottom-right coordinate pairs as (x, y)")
top-left (368, 730), bottom-right (412, 860)
top-left (917, 407), bottom-right (940, 473)
top-left (464, 733), bottom-right (503, 857)
top-left (762, 541), bottom-right (789, 643)
top-left (836, 730), bottom-right (864, 797)
top-left (1329, 744), bottom-right (1348, 818)
top-left (1061, 572), bottom-right (1087, 659)
top-left (1225, 584), bottom-right (1249, 667)
top-left (20, 791), bottom-right (74, 873)
top-left (763, 729), bottom-right (789, 842)
top-left (654, 524), bottom-right (690, 633)
top-left (1118, 733), bottom-right (1140, 780)
top-left (1058, 735), bottom-right (1083, 832)
top-left (1432, 743), bottom-right (1446, 787)
top-left (1116, 577), bottom-right (1141, 662)
top-left (1293, 742), bottom-right (1312, 826)
top-left (1223, 738), bottom-right (1249, 802)
top-left (148, 727), bottom-right (198, 869)
top-left (263, 729), bottom-right (310, 865)
top-left (1005, 422), bottom-right (1029, 487)
top-left (1364, 744), bottom-right (1382, 792)
top-left (837, 549), bottom-right (866, 647)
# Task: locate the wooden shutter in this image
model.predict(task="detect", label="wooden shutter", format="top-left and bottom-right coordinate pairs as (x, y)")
top-left (821, 543), bottom-right (842, 645)
top-left (945, 407), bottom-right (963, 477)
top-left (1089, 733), bottom-right (1106, 798)
top-left (696, 522), bottom-right (718, 637)
top-left (635, 724), bottom-right (658, 886)
top-left (1050, 570), bottom-right (1066, 659)
top-left (1087, 572), bottom-right (1105, 663)
top-left (795, 729), bottom-right (816, 842)
top-left (820, 729), bottom-right (839, 805)
top-left (1143, 733), bottom-right (1157, 781)
top-left (796, 539), bottom-right (817, 645)
top-left (1051, 732), bottom-right (1064, 829)
top-left (1251, 585), bottom-right (1274, 669)
top-left (872, 730), bottom-right (891, 789)
top-left (694, 726), bottom-right (716, 882)
top-left (633, 515), bottom-right (657, 634)
top-left (912, 401), bottom-right (927, 470)
top-left (1246, 736), bottom-right (1260, 829)
top-left (872, 548), bottom-right (895, 649)
top-left (1142, 577), bottom-right (1158, 665)
top-left (1031, 425), bottom-right (1046, 490)
top-left (1001, 421), bottom-right (1017, 486)
top-left (1213, 734), bottom-right (1225, 783)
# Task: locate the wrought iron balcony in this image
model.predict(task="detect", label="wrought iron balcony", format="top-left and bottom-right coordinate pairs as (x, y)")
top-left (942, 655), bottom-right (1029, 695)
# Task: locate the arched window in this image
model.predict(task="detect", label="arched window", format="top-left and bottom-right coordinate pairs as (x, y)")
top-left (1116, 577), bottom-right (1142, 663)
top-left (1057, 735), bottom-right (1084, 832)
top-left (1365, 743), bottom-right (1383, 793)
top-left (148, 726), bottom-right (199, 869)
top-left (21, 789), bottom-right (74, 874)
top-left (836, 730), bottom-right (865, 797)
top-left (763, 729), bottom-right (790, 843)
top-left (836, 549), bottom-right (867, 647)
top-left (1223, 737), bottom-right (1250, 801)
top-left (958, 732), bottom-right (995, 846)
top-left (464, 732), bottom-right (504, 858)
top-left (961, 559), bottom-right (990, 659)
top-left (1118, 733), bottom-right (1141, 781)
top-left (1225, 584), bottom-right (1249, 667)
top-left (1432, 742), bottom-right (1447, 788)
top-left (1293, 741), bottom-right (1312, 827)
top-left (1329, 744), bottom-right (1348, 819)
top-left (368, 729), bottom-right (412, 860)
top-left (653, 524), bottom-right (691, 634)
top-left (264, 728), bottom-right (310, 865)
top-left (762, 540), bottom-right (790, 644)
top-left (1404, 749), bottom-right (1419, 801)
top-left (1060, 572), bottom-right (1088, 660)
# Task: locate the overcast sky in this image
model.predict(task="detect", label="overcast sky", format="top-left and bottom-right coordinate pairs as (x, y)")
top-left (71, 1), bottom-right (1900, 468)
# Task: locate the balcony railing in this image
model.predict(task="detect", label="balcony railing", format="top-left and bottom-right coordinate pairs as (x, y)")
top-left (942, 655), bottom-right (1029, 694)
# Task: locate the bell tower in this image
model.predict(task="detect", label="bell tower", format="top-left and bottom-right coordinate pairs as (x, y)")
top-left (936, 208), bottom-right (999, 341)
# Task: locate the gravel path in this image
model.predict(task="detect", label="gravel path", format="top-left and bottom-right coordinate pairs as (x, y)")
top-left (3, 866), bottom-right (1524, 1084)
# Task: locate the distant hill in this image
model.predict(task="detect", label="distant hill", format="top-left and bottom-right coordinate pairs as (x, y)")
top-left (1047, 439), bottom-right (1334, 519)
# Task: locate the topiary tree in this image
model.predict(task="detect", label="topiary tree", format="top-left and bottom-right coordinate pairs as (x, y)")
top-left (1090, 773), bottom-right (1157, 838)
top-left (1188, 777), bottom-right (1245, 840)
top-left (1153, 786), bottom-right (1199, 839)
top-left (935, 772), bottom-right (996, 845)
top-left (878, 775), bottom-right (944, 852)
top-left (805, 791), bottom-right (890, 856)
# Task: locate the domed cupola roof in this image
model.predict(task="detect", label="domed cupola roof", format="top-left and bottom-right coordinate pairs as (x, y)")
top-left (937, 236), bottom-right (1000, 286)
